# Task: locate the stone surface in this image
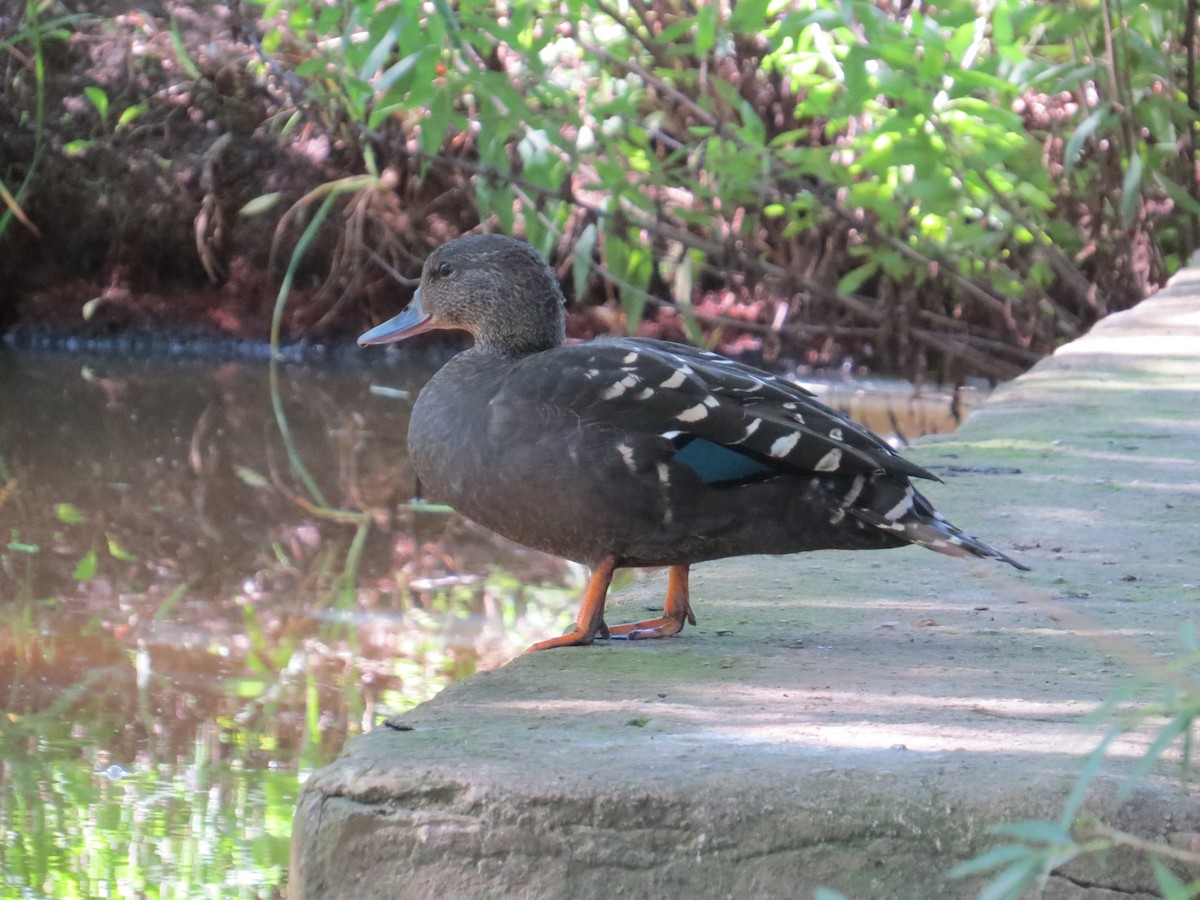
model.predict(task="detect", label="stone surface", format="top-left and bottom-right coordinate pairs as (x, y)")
top-left (290, 271), bottom-right (1200, 899)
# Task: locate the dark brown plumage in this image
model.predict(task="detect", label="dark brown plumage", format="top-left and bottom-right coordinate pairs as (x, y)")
top-left (360, 234), bottom-right (1027, 650)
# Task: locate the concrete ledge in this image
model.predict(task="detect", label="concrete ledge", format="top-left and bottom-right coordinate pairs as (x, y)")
top-left (291, 270), bottom-right (1200, 899)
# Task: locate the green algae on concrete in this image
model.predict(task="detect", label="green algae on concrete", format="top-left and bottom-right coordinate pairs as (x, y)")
top-left (291, 271), bottom-right (1200, 899)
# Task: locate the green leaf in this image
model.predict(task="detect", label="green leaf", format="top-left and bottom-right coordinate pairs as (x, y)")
top-left (261, 25), bottom-right (281, 54)
top-left (1063, 107), bottom-right (1107, 171)
top-left (294, 58), bottom-right (331, 78)
top-left (572, 223), bottom-right (597, 302)
top-left (7, 541), bottom-right (39, 554)
top-left (235, 466), bottom-right (271, 489)
top-left (475, 180), bottom-right (516, 233)
top-left (154, 583), bottom-right (188, 622)
top-left (72, 548), bottom-right (98, 581)
top-left (836, 261), bottom-right (878, 295)
top-left (679, 306), bottom-right (705, 346)
top-left (991, 2), bottom-right (1013, 49)
top-left (736, 98), bottom-right (767, 148)
top-left (694, 3), bottom-right (718, 54)
top-left (227, 677), bottom-right (269, 699)
top-left (55, 502), bottom-right (87, 524)
top-left (239, 193), bottom-right (282, 217)
top-left (1150, 858), bottom-right (1192, 900)
top-left (948, 843), bottom-right (1036, 879)
top-left (1119, 150), bottom-right (1143, 226)
top-left (1059, 726), bottom-right (1119, 826)
top-left (989, 820), bottom-right (1072, 845)
top-left (116, 103), bottom-right (146, 131)
top-left (517, 128), bottom-right (563, 190)
top-left (730, 0), bottom-right (770, 33)
top-left (360, 4), bottom-right (406, 80)
top-left (978, 856), bottom-right (1041, 900)
top-left (1121, 710), bottom-right (1189, 796)
top-left (375, 49), bottom-right (422, 97)
top-left (602, 228), bottom-right (652, 333)
top-left (84, 86), bottom-right (109, 122)
top-left (106, 534), bottom-right (139, 563)
top-left (169, 14), bottom-right (202, 80)
top-left (419, 87), bottom-right (455, 160)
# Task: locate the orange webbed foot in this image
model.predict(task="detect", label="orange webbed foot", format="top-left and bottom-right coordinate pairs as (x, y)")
top-left (524, 557), bottom-right (617, 652)
top-left (608, 565), bottom-right (696, 641)
top-left (526, 626), bottom-right (596, 652)
top-left (526, 619), bottom-right (612, 652)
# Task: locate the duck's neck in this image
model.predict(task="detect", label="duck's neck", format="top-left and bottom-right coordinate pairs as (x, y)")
top-left (473, 288), bottom-right (566, 357)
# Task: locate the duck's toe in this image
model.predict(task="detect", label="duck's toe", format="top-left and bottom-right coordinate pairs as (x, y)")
top-left (608, 613), bottom-right (690, 640)
top-left (526, 626), bottom-right (599, 652)
top-left (608, 564), bottom-right (695, 641)
top-left (524, 556), bottom-right (617, 652)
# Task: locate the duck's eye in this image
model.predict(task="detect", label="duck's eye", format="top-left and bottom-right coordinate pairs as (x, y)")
top-left (436, 261), bottom-right (453, 278)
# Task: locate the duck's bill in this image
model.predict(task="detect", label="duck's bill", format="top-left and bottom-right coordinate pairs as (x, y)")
top-left (358, 291), bottom-right (439, 346)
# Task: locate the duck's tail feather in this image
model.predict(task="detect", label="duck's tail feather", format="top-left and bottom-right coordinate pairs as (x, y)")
top-left (851, 485), bottom-right (1030, 571)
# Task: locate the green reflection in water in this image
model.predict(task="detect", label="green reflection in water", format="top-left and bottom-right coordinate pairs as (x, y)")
top-left (3, 729), bottom-right (292, 899)
top-left (0, 569), bottom-right (577, 899)
top-left (0, 350), bottom-right (578, 899)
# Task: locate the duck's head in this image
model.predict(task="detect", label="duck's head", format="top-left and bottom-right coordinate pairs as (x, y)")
top-left (358, 234), bottom-right (567, 356)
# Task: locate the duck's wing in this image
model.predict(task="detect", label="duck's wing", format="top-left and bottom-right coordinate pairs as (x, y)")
top-left (531, 337), bottom-right (936, 483)
top-left (496, 338), bottom-right (1026, 570)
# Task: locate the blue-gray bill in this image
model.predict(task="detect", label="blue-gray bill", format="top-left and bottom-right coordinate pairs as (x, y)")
top-left (358, 289), bottom-right (436, 346)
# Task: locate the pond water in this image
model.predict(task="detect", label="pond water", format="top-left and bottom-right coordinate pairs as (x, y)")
top-left (0, 346), bottom-right (983, 899)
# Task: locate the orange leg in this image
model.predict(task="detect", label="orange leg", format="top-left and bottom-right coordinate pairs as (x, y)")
top-left (525, 556), bottom-right (618, 652)
top-left (608, 565), bottom-right (697, 640)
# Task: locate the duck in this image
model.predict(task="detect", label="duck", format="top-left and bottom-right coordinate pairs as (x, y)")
top-left (360, 234), bottom-right (1028, 651)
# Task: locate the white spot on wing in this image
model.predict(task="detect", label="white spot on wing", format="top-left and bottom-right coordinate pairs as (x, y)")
top-left (661, 430), bottom-right (682, 440)
top-left (617, 443), bottom-right (636, 472)
top-left (656, 463), bottom-right (670, 485)
top-left (829, 474), bottom-right (866, 524)
top-left (635, 387), bottom-right (655, 400)
top-left (623, 351), bottom-right (639, 364)
top-left (601, 373), bottom-right (639, 400)
top-left (660, 369), bottom-right (687, 390)
top-left (829, 427), bottom-right (844, 441)
top-left (602, 381), bottom-right (627, 400)
top-left (739, 419), bottom-right (762, 441)
top-left (843, 474), bottom-right (866, 506)
top-left (702, 394), bottom-right (720, 408)
top-left (676, 403), bottom-right (709, 423)
top-left (885, 487), bottom-right (914, 521)
top-left (815, 449), bottom-right (842, 471)
top-left (769, 432), bottom-right (800, 458)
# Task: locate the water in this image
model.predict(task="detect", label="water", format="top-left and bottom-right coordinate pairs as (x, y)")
top-left (0, 348), bottom-right (982, 899)
top-left (0, 349), bottom-right (581, 900)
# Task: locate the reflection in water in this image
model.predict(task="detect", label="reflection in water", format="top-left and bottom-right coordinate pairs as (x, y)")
top-left (0, 349), bottom-right (580, 899)
top-left (0, 348), bottom-right (980, 898)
